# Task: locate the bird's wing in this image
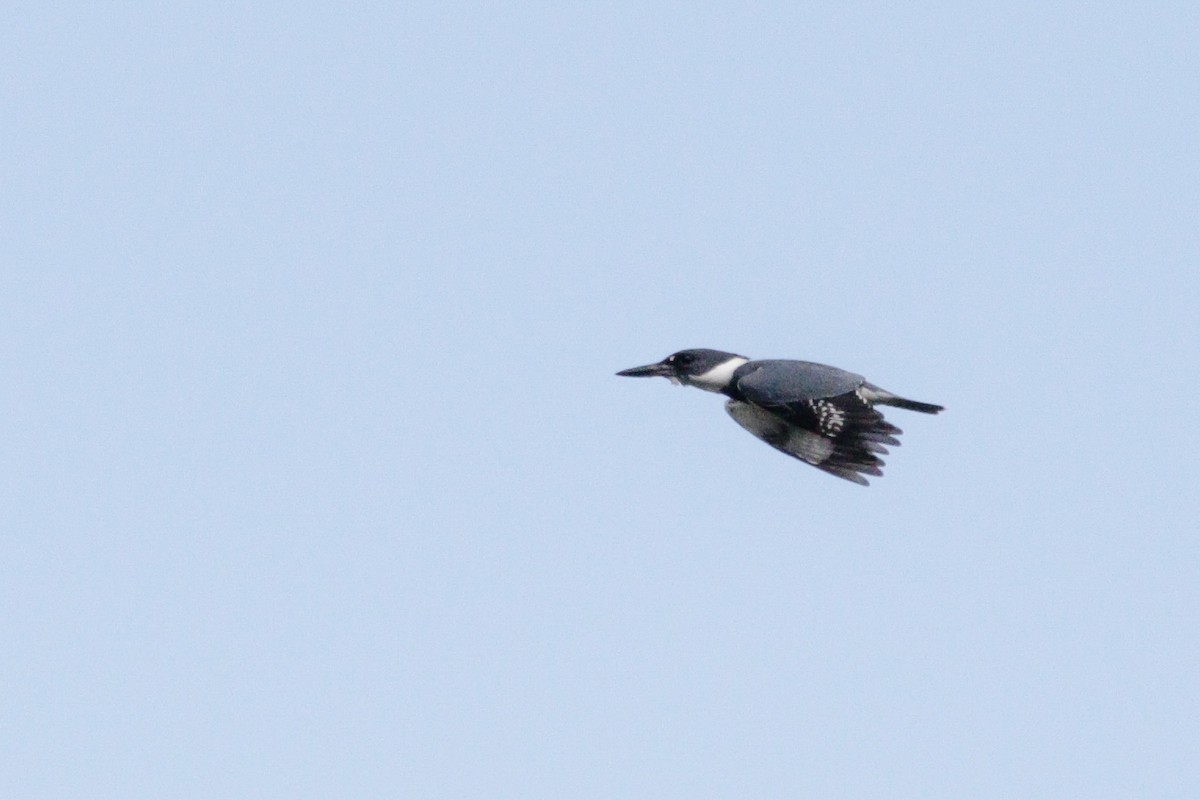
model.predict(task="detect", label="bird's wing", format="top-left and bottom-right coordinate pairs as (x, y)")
top-left (729, 361), bottom-right (903, 485)
top-left (725, 399), bottom-right (842, 469)
top-left (734, 360), bottom-right (864, 401)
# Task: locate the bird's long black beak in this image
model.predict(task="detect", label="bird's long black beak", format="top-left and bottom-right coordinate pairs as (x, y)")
top-left (616, 361), bottom-right (673, 378)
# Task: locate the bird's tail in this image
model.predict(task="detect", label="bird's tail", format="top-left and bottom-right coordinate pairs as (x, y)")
top-left (862, 383), bottom-right (944, 414)
top-left (882, 396), bottom-right (944, 414)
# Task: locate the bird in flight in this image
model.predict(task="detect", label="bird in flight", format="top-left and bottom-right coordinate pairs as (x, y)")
top-left (617, 348), bottom-right (943, 485)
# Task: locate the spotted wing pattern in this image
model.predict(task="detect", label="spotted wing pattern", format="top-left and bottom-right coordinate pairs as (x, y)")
top-left (729, 362), bottom-right (905, 485)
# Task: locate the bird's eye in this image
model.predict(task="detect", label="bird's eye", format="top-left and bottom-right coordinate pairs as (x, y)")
top-left (677, 354), bottom-right (693, 365)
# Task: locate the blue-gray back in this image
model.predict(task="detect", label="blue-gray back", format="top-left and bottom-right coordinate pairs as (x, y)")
top-left (732, 359), bottom-right (864, 403)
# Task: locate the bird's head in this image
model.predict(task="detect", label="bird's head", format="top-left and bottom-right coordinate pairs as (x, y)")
top-left (616, 348), bottom-right (749, 392)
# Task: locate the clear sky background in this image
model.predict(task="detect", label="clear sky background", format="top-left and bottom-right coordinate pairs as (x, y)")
top-left (4, 3), bottom-right (1198, 798)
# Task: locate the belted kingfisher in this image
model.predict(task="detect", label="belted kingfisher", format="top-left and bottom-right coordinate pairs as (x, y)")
top-left (617, 349), bottom-right (943, 485)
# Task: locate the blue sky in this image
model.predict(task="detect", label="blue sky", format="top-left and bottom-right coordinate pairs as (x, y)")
top-left (4, 3), bottom-right (1198, 798)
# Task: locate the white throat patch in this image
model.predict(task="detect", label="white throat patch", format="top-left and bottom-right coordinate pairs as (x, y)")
top-left (688, 357), bottom-right (749, 392)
